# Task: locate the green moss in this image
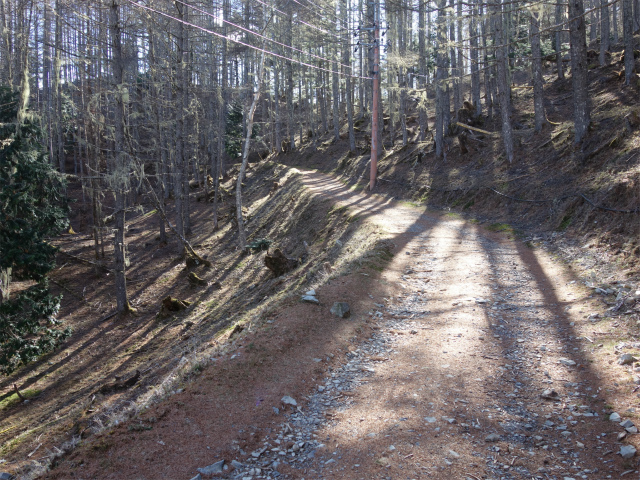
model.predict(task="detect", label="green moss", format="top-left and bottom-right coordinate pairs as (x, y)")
top-left (0, 389), bottom-right (41, 411)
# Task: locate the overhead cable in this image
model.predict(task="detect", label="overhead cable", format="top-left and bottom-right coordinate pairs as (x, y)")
top-left (173, 0), bottom-right (352, 70)
top-left (123, 0), bottom-right (371, 79)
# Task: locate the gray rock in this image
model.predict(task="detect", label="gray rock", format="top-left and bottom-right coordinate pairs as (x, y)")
top-left (188, 475), bottom-right (202, 480)
top-left (231, 460), bottom-right (244, 469)
top-left (197, 460), bottom-right (224, 475)
top-left (273, 406), bottom-right (279, 415)
top-left (618, 353), bottom-right (637, 365)
top-left (281, 395), bottom-right (297, 406)
top-left (618, 432), bottom-right (628, 441)
top-left (424, 416), bottom-right (437, 423)
top-left (485, 433), bottom-right (501, 442)
top-left (620, 419), bottom-right (635, 429)
top-left (0, 474), bottom-right (14, 480)
top-left (620, 445), bottom-right (637, 459)
top-left (330, 302), bottom-right (351, 318)
top-left (305, 289), bottom-right (316, 296)
top-left (610, 412), bottom-right (622, 422)
top-left (626, 426), bottom-right (638, 434)
top-left (301, 295), bottom-right (319, 304)
top-left (558, 358), bottom-right (576, 366)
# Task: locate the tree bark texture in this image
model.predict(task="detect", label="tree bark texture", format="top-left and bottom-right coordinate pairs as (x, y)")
top-left (568, 0), bottom-right (591, 143)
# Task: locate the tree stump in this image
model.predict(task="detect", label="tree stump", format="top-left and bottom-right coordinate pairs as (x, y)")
top-left (188, 272), bottom-right (207, 286)
top-left (159, 296), bottom-right (191, 318)
top-left (264, 249), bottom-right (298, 277)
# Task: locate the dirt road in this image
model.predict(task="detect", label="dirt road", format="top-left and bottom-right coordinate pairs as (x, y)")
top-left (44, 170), bottom-right (633, 480)
top-left (288, 171), bottom-right (630, 479)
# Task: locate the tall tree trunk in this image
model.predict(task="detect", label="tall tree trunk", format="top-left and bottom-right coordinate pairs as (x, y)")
top-left (343, 0), bottom-right (356, 152)
top-left (449, 0), bottom-right (460, 114)
top-left (435, 0), bottom-right (447, 158)
top-left (623, 0), bottom-right (635, 85)
top-left (556, 1), bottom-right (566, 79)
top-left (530, 9), bottom-right (546, 132)
top-left (174, 1), bottom-right (186, 247)
top-left (213, 0), bottom-right (228, 230)
top-left (613, 0), bottom-right (619, 43)
top-left (286, 12), bottom-right (295, 151)
top-left (492, 0), bottom-right (514, 162)
top-left (109, 0), bottom-right (132, 314)
top-left (236, 50), bottom-right (266, 248)
top-left (332, 43), bottom-right (340, 142)
top-left (418, 0), bottom-right (429, 139)
top-left (568, 0), bottom-right (591, 143)
top-left (470, 0), bottom-right (481, 116)
top-left (600, 0), bottom-right (611, 65)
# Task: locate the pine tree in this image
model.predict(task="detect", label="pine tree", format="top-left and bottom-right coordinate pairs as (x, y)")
top-left (0, 86), bottom-right (70, 374)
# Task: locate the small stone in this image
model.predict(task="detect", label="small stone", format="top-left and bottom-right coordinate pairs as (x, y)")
top-left (485, 433), bottom-right (501, 443)
top-left (189, 475), bottom-right (202, 480)
top-left (330, 302), bottom-right (351, 318)
top-left (448, 449), bottom-right (460, 458)
top-left (576, 441), bottom-right (585, 448)
top-left (620, 419), bottom-right (635, 429)
top-left (424, 416), bottom-right (437, 423)
top-left (618, 432), bottom-right (628, 441)
top-left (376, 457), bottom-right (391, 466)
top-left (610, 412), bottom-right (622, 422)
top-left (558, 358), bottom-right (576, 366)
top-left (301, 295), bottom-right (319, 304)
top-left (626, 426), bottom-right (638, 434)
top-left (231, 460), bottom-right (244, 469)
top-left (273, 407), bottom-right (279, 415)
top-left (618, 353), bottom-right (637, 365)
top-left (325, 458), bottom-right (336, 465)
top-left (318, 385), bottom-right (325, 392)
top-left (620, 445), bottom-right (637, 459)
top-left (388, 445), bottom-right (396, 452)
top-left (197, 460), bottom-right (224, 475)
top-left (0, 474), bottom-right (13, 480)
top-left (305, 289), bottom-right (316, 296)
top-left (541, 389), bottom-right (560, 401)
top-left (281, 395), bottom-right (297, 407)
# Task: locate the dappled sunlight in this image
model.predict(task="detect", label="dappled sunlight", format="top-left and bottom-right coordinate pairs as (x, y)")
top-left (299, 179), bottom-right (622, 478)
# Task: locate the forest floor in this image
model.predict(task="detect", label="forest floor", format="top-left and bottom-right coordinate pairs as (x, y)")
top-left (1, 37), bottom-right (639, 480)
top-left (37, 170), bottom-right (640, 480)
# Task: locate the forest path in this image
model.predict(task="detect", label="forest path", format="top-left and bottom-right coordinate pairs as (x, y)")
top-left (41, 170), bottom-right (632, 480)
top-left (294, 170), bottom-right (626, 479)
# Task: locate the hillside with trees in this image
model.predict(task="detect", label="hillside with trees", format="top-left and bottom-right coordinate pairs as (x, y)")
top-left (0, 0), bottom-right (639, 478)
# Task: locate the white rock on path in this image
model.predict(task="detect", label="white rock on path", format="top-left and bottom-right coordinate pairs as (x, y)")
top-left (609, 412), bottom-right (622, 422)
top-left (281, 395), bottom-right (297, 407)
top-left (620, 445), bottom-right (637, 459)
top-left (558, 358), bottom-right (576, 366)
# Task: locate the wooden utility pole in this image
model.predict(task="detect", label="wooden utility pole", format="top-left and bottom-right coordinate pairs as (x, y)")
top-left (369, 0), bottom-right (380, 191)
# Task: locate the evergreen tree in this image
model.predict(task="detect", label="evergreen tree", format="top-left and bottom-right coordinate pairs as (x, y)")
top-left (0, 86), bottom-right (70, 374)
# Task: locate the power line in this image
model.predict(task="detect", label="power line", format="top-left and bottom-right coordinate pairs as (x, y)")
top-left (173, 0), bottom-right (353, 70)
top-left (123, 0), bottom-right (371, 79)
top-left (253, 0), bottom-right (342, 40)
